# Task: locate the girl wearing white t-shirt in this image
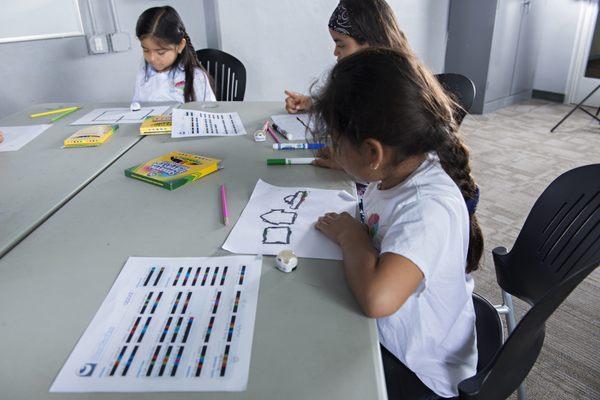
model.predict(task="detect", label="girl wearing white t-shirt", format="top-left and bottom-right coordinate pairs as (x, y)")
top-left (132, 6), bottom-right (216, 104)
top-left (313, 48), bottom-right (483, 399)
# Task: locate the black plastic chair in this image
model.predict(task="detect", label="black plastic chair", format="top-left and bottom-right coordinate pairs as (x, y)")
top-left (435, 73), bottom-right (476, 125)
top-left (458, 164), bottom-right (600, 400)
top-left (472, 293), bottom-right (503, 373)
top-left (196, 48), bottom-right (246, 101)
top-left (382, 293), bottom-right (501, 400)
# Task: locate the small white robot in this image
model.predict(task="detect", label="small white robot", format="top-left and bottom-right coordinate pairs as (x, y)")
top-left (275, 250), bottom-right (298, 273)
top-left (253, 129), bottom-right (266, 142)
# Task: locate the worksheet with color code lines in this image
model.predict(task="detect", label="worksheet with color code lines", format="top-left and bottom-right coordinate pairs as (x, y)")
top-left (171, 109), bottom-right (247, 138)
top-left (50, 255), bottom-right (261, 392)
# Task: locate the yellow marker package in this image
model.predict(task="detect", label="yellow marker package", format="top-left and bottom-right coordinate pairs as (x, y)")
top-left (139, 115), bottom-right (172, 135)
top-left (63, 124), bottom-right (118, 148)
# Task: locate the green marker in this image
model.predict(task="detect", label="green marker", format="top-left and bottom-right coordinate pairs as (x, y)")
top-left (267, 157), bottom-right (316, 165)
top-left (50, 107), bottom-right (80, 122)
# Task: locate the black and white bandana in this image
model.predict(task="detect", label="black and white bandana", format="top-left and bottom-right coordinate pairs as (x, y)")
top-left (328, 2), bottom-right (363, 41)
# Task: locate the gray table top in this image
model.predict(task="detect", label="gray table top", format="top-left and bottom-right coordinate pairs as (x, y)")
top-left (0, 103), bottom-right (147, 258)
top-left (0, 102), bottom-right (386, 400)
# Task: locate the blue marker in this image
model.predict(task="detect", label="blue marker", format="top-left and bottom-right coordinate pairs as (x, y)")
top-left (272, 143), bottom-right (325, 150)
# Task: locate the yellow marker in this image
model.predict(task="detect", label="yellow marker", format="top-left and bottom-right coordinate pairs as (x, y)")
top-left (30, 106), bottom-right (80, 118)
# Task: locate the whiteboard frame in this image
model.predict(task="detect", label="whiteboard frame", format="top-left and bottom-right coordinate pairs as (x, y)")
top-left (0, 0), bottom-right (85, 44)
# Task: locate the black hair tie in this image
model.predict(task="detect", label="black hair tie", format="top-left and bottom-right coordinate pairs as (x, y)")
top-left (465, 186), bottom-right (480, 215)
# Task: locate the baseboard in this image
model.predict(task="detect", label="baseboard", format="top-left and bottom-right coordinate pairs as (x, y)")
top-left (482, 91), bottom-right (532, 114)
top-left (532, 89), bottom-right (565, 103)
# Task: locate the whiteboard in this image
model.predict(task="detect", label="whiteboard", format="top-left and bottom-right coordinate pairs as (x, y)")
top-left (0, 0), bottom-right (84, 44)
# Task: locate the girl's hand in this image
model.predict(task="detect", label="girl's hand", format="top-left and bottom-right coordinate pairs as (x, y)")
top-left (315, 212), bottom-right (368, 246)
top-left (312, 146), bottom-right (342, 170)
top-left (284, 90), bottom-right (311, 114)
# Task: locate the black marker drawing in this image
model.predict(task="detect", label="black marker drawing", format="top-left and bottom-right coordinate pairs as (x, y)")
top-left (262, 226), bottom-right (292, 244)
top-left (283, 191), bottom-right (308, 210)
top-left (260, 209), bottom-right (297, 225)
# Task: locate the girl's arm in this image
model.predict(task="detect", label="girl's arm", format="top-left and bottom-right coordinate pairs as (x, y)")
top-left (316, 212), bottom-right (423, 318)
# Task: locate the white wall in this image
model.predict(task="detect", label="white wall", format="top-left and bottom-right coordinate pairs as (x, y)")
top-left (0, 0), bottom-right (450, 117)
top-left (394, 0), bottom-right (449, 72)
top-left (0, 0), bottom-right (207, 118)
top-left (532, 0), bottom-right (581, 95)
top-left (217, 0), bottom-right (450, 101)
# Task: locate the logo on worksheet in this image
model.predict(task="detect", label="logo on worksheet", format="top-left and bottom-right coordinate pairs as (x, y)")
top-left (367, 213), bottom-right (380, 238)
top-left (77, 363), bottom-right (97, 377)
top-left (175, 80), bottom-right (185, 91)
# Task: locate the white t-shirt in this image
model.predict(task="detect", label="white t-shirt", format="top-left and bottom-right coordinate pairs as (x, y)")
top-left (364, 154), bottom-right (477, 398)
top-left (132, 64), bottom-right (216, 103)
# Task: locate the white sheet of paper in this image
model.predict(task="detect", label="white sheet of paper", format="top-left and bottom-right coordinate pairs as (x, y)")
top-left (70, 106), bottom-right (170, 125)
top-left (171, 109), bottom-right (247, 138)
top-left (270, 114), bottom-right (313, 140)
top-left (223, 179), bottom-right (356, 260)
top-left (50, 255), bottom-right (262, 393)
top-left (0, 124), bottom-right (51, 152)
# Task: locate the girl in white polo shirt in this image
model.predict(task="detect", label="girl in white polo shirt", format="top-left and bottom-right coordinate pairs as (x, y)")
top-left (313, 47), bottom-right (483, 399)
top-left (132, 6), bottom-right (216, 104)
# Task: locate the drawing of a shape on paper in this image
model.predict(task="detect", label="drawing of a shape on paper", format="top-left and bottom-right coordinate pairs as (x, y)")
top-left (283, 191), bottom-right (308, 210)
top-left (259, 209), bottom-right (297, 225)
top-left (262, 227), bottom-right (291, 245)
top-left (71, 106), bottom-right (169, 125)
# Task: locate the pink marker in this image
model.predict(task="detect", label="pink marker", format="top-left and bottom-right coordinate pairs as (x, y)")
top-left (266, 125), bottom-right (281, 144)
top-left (220, 184), bottom-right (230, 225)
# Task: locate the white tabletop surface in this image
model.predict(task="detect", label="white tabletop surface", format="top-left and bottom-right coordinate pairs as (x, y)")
top-left (0, 102), bottom-right (386, 400)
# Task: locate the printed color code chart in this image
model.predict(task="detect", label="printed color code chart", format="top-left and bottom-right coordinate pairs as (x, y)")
top-left (171, 109), bottom-right (247, 138)
top-left (51, 255), bottom-right (262, 392)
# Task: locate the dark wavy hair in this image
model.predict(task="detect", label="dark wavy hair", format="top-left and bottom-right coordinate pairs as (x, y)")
top-left (311, 47), bottom-right (483, 273)
top-left (338, 0), bottom-right (410, 50)
top-left (136, 6), bottom-right (208, 102)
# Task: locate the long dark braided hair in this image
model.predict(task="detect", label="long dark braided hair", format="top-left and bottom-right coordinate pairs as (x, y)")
top-left (136, 6), bottom-right (207, 102)
top-left (311, 47), bottom-right (483, 273)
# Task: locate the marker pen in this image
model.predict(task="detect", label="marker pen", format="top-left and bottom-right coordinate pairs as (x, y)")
top-left (267, 157), bottom-right (316, 165)
top-left (271, 123), bottom-right (293, 140)
top-left (272, 143), bottom-right (325, 150)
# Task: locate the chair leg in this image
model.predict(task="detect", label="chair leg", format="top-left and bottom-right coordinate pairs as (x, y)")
top-left (496, 290), bottom-right (527, 400)
top-left (501, 290), bottom-right (518, 333)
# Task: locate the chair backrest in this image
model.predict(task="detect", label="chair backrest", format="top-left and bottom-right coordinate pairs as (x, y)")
top-left (459, 262), bottom-right (597, 400)
top-left (493, 164), bottom-right (600, 304)
top-left (196, 48), bottom-right (246, 101)
top-left (472, 293), bottom-right (503, 372)
top-left (435, 73), bottom-right (476, 124)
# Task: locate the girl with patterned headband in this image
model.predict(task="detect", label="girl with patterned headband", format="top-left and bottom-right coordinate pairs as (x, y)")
top-left (284, 0), bottom-right (410, 115)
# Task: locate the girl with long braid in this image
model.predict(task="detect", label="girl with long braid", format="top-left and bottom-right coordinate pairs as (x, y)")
top-left (132, 6), bottom-right (215, 104)
top-left (313, 47), bottom-right (482, 399)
